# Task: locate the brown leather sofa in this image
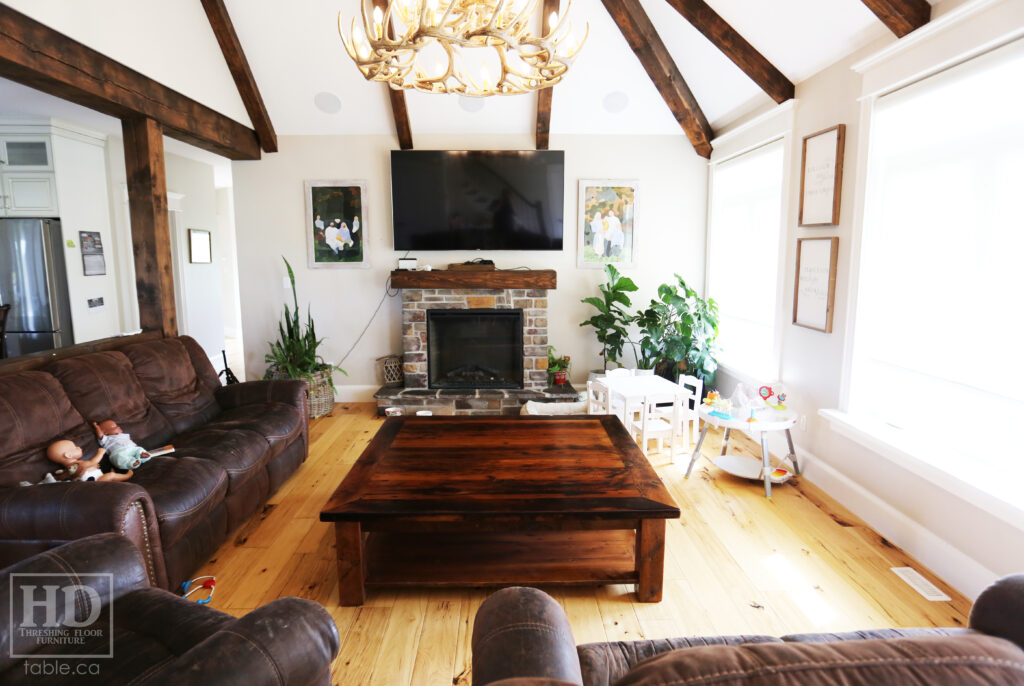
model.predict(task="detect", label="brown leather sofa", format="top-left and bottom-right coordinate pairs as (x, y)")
top-left (472, 583), bottom-right (1024, 685)
top-left (0, 335), bottom-right (309, 591)
top-left (1, 532), bottom-right (339, 685)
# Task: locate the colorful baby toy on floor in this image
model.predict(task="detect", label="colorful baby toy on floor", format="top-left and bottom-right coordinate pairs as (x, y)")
top-left (181, 576), bottom-right (216, 604)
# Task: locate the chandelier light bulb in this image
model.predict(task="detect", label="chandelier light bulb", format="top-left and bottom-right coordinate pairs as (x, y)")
top-left (339, 0), bottom-right (587, 97)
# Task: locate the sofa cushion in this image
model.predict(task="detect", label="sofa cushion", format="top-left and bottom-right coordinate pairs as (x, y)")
top-left (610, 634), bottom-right (1024, 686)
top-left (129, 456), bottom-right (228, 549)
top-left (0, 372), bottom-right (92, 486)
top-left (121, 337), bottom-right (221, 435)
top-left (579, 636), bottom-right (782, 686)
top-left (46, 351), bottom-right (175, 447)
top-left (199, 402), bottom-right (303, 461)
top-left (170, 427), bottom-right (271, 492)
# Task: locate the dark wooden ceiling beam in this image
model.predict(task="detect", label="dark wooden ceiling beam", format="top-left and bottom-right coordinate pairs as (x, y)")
top-left (664, 0), bottom-right (793, 104)
top-left (536, 87), bottom-right (553, 150)
top-left (601, 0), bottom-right (713, 158)
top-left (200, 0), bottom-right (277, 153)
top-left (371, 0), bottom-right (414, 149)
top-left (535, 0), bottom-right (559, 150)
top-left (860, 0), bottom-right (931, 38)
top-left (0, 4), bottom-right (260, 160)
top-left (387, 88), bottom-right (414, 150)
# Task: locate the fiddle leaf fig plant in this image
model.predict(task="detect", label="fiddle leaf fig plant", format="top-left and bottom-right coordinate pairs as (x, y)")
top-left (634, 274), bottom-right (720, 385)
top-left (580, 264), bottom-right (638, 370)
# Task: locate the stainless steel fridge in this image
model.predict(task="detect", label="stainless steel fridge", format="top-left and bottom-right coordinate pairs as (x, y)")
top-left (0, 219), bottom-right (74, 358)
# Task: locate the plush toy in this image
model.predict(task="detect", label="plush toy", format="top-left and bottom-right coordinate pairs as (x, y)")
top-left (45, 440), bottom-right (133, 482)
top-left (93, 421), bottom-right (151, 470)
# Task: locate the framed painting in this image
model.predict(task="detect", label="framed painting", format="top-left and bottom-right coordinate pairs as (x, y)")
top-left (577, 180), bottom-right (638, 269)
top-left (798, 124), bottom-right (845, 226)
top-left (305, 180), bottom-right (369, 268)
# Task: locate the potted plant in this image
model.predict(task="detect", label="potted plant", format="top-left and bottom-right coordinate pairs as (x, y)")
top-left (633, 274), bottom-right (720, 387)
top-left (265, 256), bottom-right (345, 418)
top-left (580, 264), bottom-right (638, 371)
top-left (547, 346), bottom-right (571, 385)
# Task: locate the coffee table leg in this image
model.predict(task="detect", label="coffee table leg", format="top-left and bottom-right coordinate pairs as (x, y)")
top-left (335, 522), bottom-right (366, 606)
top-left (635, 519), bottom-right (667, 602)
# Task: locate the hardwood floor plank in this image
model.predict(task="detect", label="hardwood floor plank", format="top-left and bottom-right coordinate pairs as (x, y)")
top-left (193, 403), bottom-right (971, 683)
top-left (410, 593), bottom-right (462, 685)
top-left (367, 590), bottom-right (427, 686)
top-left (333, 606), bottom-right (390, 685)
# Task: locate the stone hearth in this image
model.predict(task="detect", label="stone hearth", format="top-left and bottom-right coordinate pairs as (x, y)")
top-left (373, 384), bottom-right (579, 416)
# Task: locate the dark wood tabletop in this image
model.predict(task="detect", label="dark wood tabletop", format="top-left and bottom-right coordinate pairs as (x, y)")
top-left (320, 414), bottom-right (680, 522)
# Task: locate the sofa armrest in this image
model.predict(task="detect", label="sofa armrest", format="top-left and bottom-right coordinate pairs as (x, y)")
top-left (970, 573), bottom-right (1024, 650)
top-left (472, 587), bottom-right (584, 686)
top-left (150, 597), bottom-right (340, 686)
top-left (0, 533), bottom-right (151, 672)
top-left (0, 482), bottom-right (166, 589)
top-left (215, 378), bottom-right (309, 413)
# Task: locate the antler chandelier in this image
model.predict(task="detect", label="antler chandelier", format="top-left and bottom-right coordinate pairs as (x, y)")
top-left (339, 0), bottom-right (587, 97)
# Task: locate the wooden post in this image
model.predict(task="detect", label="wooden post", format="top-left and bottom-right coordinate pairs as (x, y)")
top-left (635, 519), bottom-right (666, 602)
top-left (121, 116), bottom-right (176, 337)
top-left (336, 522), bottom-right (366, 606)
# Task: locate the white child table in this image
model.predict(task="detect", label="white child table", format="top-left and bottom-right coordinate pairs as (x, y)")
top-left (685, 404), bottom-right (800, 498)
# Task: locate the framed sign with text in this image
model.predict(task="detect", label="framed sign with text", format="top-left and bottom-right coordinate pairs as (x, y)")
top-left (798, 124), bottom-right (845, 226)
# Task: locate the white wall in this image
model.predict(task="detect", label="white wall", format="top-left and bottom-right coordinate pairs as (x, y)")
top-left (165, 153), bottom-right (226, 368)
top-left (231, 134), bottom-right (709, 398)
top-left (50, 130), bottom-right (123, 343)
top-left (716, 0), bottom-right (1024, 599)
top-left (216, 187), bottom-right (242, 341)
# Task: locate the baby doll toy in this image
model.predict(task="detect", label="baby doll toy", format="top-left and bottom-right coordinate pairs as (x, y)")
top-left (45, 441), bottom-right (133, 482)
top-left (93, 420), bottom-right (151, 470)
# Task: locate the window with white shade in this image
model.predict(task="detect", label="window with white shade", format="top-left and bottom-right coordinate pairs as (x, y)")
top-left (849, 38), bottom-right (1024, 508)
top-left (706, 139), bottom-right (786, 380)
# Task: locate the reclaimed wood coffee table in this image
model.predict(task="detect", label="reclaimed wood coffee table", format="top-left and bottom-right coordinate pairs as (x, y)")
top-left (320, 415), bottom-right (680, 606)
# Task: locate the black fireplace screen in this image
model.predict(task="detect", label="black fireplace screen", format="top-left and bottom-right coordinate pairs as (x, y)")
top-left (427, 309), bottom-right (523, 389)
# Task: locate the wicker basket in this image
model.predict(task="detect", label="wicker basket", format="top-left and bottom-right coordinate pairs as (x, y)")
top-left (266, 367), bottom-right (335, 419)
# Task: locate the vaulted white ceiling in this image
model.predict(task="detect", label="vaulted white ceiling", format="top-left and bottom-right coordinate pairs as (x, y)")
top-left (1, 0), bottom-right (940, 145)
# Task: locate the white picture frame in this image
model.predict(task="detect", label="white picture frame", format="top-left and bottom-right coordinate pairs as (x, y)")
top-left (577, 179), bottom-right (638, 269)
top-left (305, 180), bottom-right (369, 269)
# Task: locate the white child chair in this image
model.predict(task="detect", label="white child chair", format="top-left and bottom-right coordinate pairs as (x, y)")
top-left (653, 374), bottom-right (702, 449)
top-left (630, 393), bottom-right (684, 460)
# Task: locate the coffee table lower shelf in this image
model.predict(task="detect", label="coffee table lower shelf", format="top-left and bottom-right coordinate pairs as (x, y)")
top-left (350, 529), bottom-right (638, 594)
top-left (364, 529), bottom-right (637, 587)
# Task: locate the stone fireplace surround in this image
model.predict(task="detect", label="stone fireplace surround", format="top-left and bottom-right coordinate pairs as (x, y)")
top-left (374, 271), bottom-right (577, 415)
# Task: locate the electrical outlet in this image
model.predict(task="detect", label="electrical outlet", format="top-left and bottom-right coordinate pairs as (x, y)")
top-left (799, 414), bottom-right (807, 431)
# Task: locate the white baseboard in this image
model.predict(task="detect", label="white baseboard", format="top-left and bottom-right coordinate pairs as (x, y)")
top-left (798, 447), bottom-right (997, 601)
top-left (333, 385), bottom-right (379, 403)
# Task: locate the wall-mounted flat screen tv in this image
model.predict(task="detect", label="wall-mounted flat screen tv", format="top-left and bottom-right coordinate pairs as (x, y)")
top-left (391, 150), bottom-right (564, 251)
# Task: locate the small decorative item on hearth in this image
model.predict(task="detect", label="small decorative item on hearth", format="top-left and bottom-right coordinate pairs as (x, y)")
top-left (377, 354), bottom-right (403, 385)
top-left (547, 346), bottom-right (570, 386)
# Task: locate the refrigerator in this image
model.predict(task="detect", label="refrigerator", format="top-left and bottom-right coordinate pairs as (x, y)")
top-left (0, 219), bottom-right (74, 358)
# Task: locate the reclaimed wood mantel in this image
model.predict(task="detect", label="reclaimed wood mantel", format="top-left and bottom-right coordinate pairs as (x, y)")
top-left (390, 269), bottom-right (557, 290)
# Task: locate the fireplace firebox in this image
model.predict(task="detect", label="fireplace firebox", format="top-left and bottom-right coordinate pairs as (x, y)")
top-left (427, 309), bottom-right (524, 389)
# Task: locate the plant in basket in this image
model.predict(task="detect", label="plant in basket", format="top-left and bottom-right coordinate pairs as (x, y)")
top-left (265, 256), bottom-right (346, 418)
top-left (547, 346), bottom-right (571, 385)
